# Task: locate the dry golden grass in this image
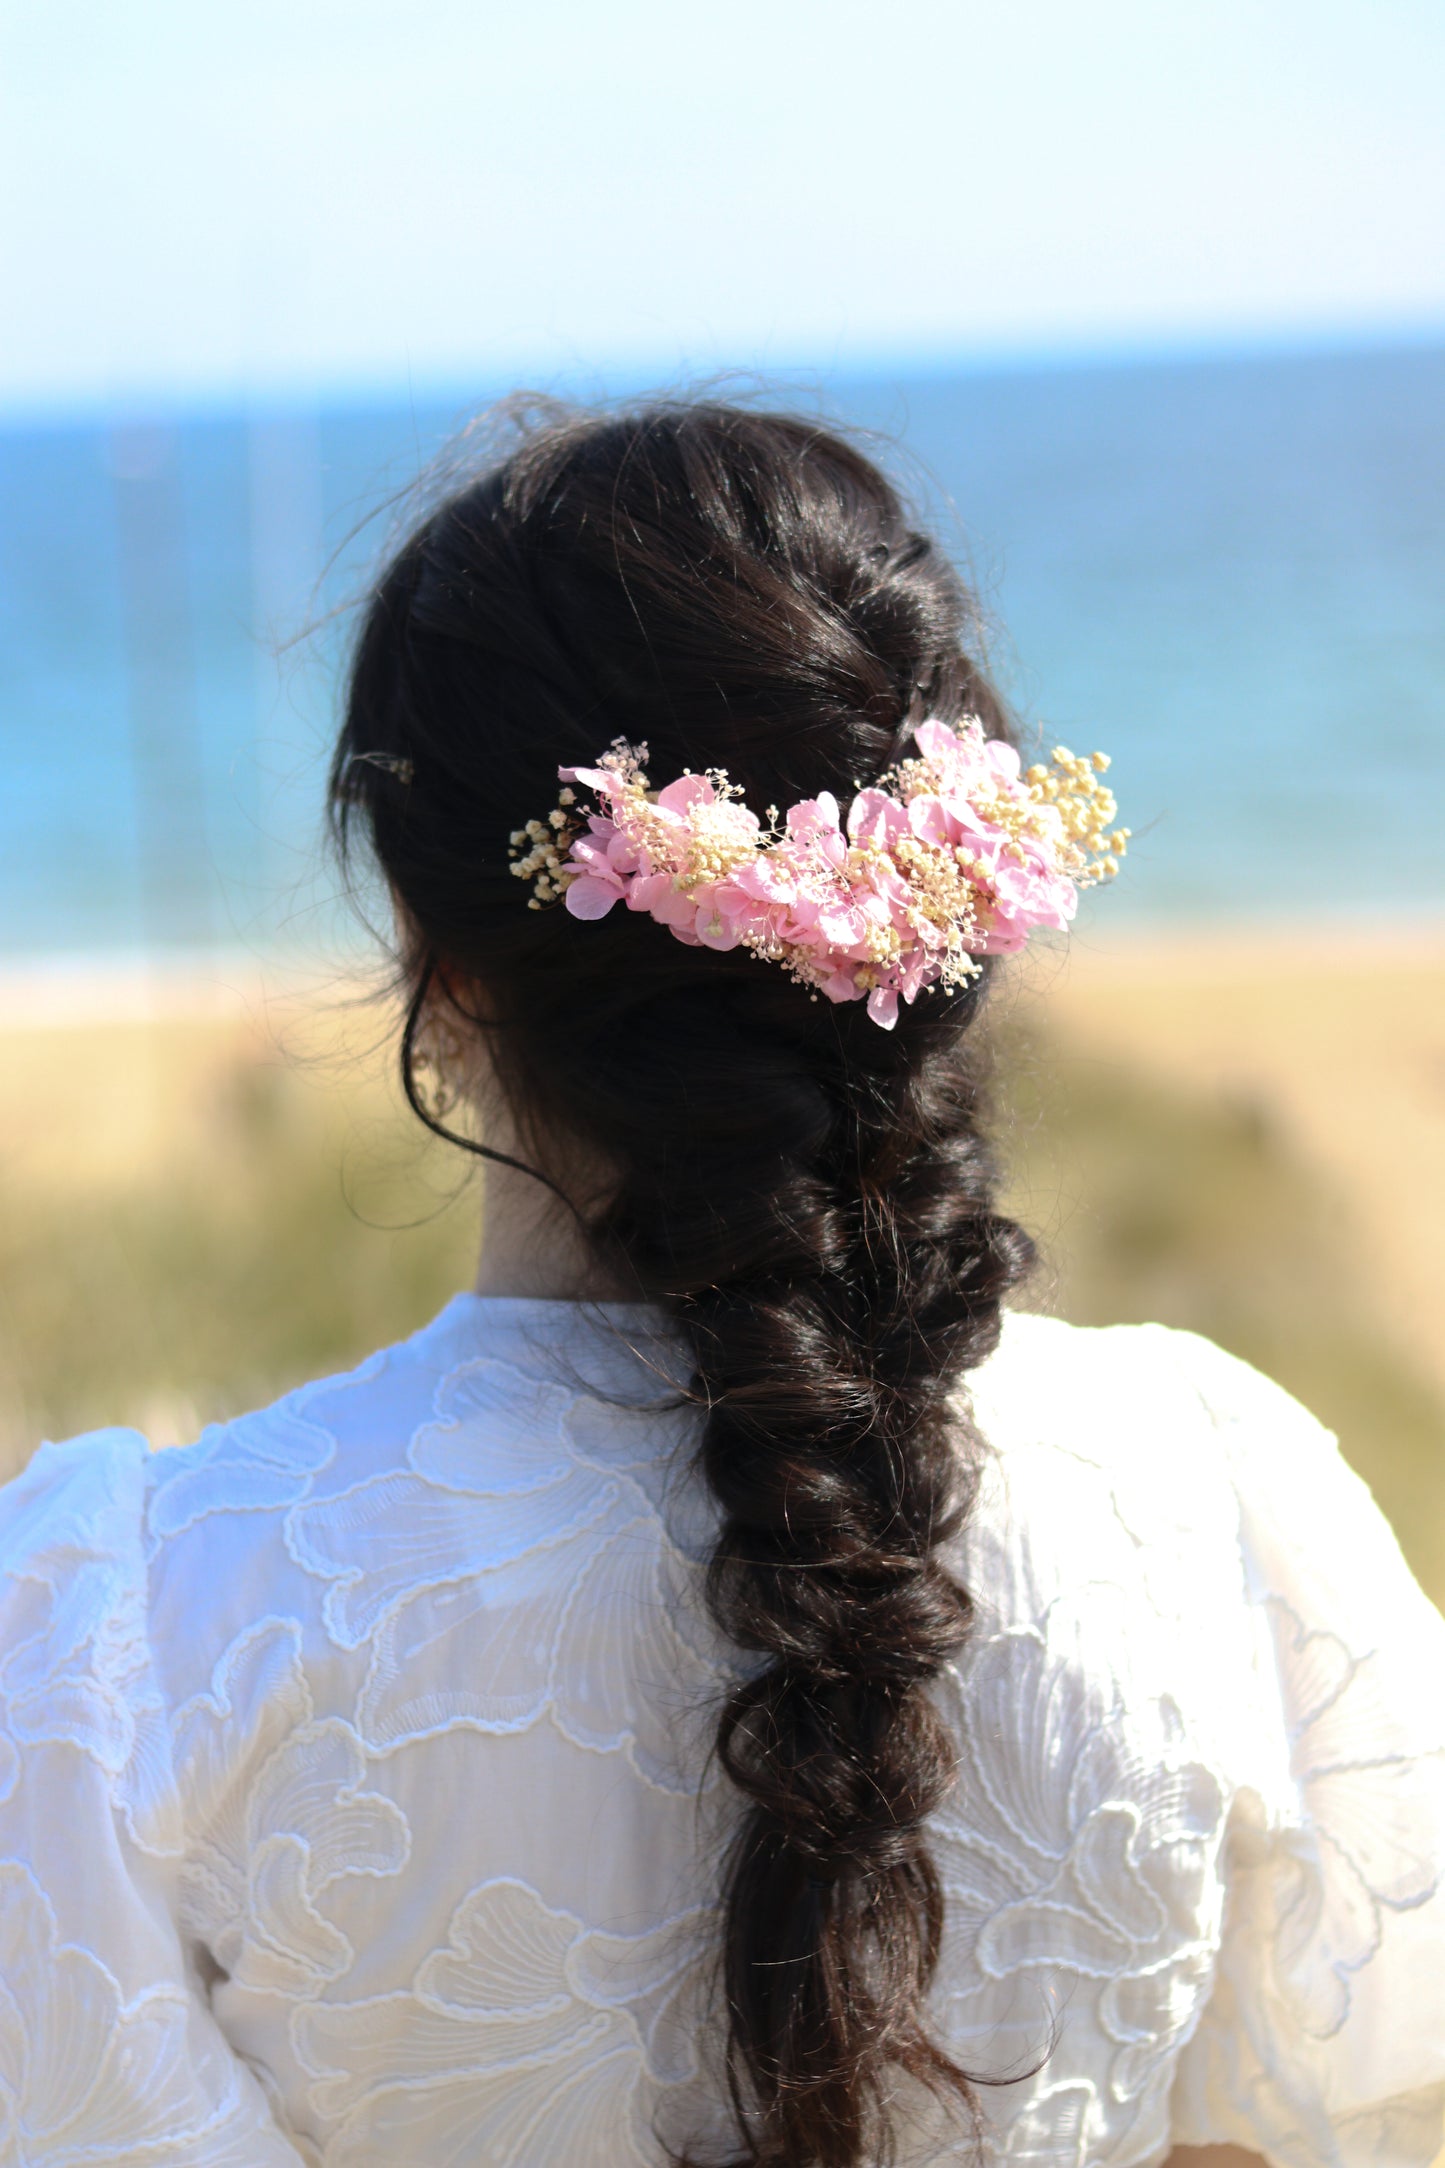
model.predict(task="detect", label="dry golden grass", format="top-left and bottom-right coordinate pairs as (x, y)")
top-left (0, 968), bottom-right (476, 1461)
top-left (0, 932), bottom-right (1440, 1607)
top-left (1035, 924), bottom-right (1445, 1398)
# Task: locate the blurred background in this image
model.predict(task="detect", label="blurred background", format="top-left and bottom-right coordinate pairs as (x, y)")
top-left (1, 0), bottom-right (1442, 1597)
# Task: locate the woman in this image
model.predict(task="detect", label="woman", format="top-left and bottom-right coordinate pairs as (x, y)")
top-left (0, 402), bottom-right (1440, 2167)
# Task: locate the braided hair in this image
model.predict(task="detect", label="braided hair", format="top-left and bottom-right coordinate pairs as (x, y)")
top-left (331, 402), bottom-right (1036, 2166)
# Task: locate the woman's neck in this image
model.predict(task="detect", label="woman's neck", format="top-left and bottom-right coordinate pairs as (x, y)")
top-left (469, 1096), bottom-right (629, 1304)
top-left (472, 1159), bottom-right (623, 1303)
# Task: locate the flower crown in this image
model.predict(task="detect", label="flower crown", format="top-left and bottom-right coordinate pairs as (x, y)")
top-left (509, 717), bottom-right (1126, 1028)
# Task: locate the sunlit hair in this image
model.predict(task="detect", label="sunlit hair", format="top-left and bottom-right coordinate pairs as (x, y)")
top-left (331, 401), bottom-right (1038, 2167)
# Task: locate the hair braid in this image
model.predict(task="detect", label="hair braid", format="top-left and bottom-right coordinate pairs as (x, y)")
top-left (606, 986), bottom-right (1031, 2162)
top-left (332, 399), bottom-right (1039, 2166)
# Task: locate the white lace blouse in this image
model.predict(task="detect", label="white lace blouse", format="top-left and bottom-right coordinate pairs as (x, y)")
top-left (1, 1297), bottom-right (1441, 2166)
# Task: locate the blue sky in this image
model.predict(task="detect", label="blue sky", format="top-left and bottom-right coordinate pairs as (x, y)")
top-left (1, 0), bottom-right (1442, 414)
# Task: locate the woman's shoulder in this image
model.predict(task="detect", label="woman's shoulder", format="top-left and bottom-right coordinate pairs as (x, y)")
top-left (953, 1308), bottom-right (1407, 1692)
top-left (970, 1308), bottom-right (1353, 1543)
top-left (0, 1313), bottom-right (445, 1703)
top-left (971, 1309), bottom-right (1420, 1613)
top-left (956, 1308), bottom-right (1442, 1800)
top-left (953, 1314), bottom-right (1245, 1664)
top-left (0, 1297), bottom-right (676, 1848)
top-left (977, 1304), bottom-right (1318, 1439)
top-left (0, 1289), bottom-right (697, 1628)
top-left (929, 1315), bottom-right (1445, 2162)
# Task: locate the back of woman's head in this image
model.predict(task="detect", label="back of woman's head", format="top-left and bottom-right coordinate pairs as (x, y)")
top-left (332, 401), bottom-right (1036, 2166)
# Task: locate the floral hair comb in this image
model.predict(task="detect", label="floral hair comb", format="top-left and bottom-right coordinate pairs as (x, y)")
top-left (509, 717), bottom-right (1126, 1028)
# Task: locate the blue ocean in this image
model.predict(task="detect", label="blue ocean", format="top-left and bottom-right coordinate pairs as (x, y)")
top-left (1, 342), bottom-right (1441, 959)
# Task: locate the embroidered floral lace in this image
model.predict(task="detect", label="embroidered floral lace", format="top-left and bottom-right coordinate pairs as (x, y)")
top-left (0, 1298), bottom-right (1441, 2164)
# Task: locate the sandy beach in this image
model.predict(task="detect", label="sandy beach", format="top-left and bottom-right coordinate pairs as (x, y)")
top-left (0, 950), bottom-right (396, 1195)
top-left (1036, 922), bottom-right (1445, 1399)
top-left (0, 929), bottom-right (1442, 1592)
top-left (2, 928), bottom-right (1442, 1385)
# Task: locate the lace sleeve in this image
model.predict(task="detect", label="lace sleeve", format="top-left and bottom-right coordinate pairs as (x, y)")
top-left (0, 1431), bottom-right (306, 2163)
top-left (1167, 1336), bottom-right (1445, 2168)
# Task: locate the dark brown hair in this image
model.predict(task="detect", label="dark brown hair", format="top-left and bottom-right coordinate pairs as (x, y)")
top-left (331, 401), bottom-right (1035, 2166)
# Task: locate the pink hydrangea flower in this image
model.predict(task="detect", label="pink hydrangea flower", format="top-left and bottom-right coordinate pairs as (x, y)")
top-left (507, 720), bottom-right (1124, 1027)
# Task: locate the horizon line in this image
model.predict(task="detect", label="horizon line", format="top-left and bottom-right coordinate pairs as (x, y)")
top-left (3, 316), bottom-right (1443, 433)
